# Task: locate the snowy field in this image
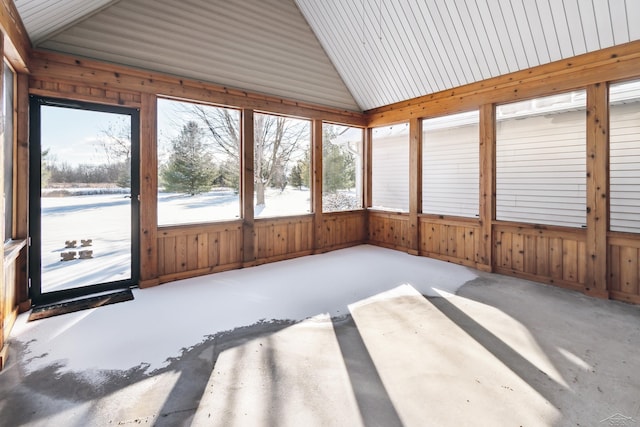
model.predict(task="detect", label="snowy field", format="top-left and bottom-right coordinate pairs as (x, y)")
top-left (41, 187), bottom-right (312, 293)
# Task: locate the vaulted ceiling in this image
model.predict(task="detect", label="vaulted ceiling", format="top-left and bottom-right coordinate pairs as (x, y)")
top-left (14, 0), bottom-right (640, 112)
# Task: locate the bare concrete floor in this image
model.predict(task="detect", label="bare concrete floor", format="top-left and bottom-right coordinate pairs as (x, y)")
top-left (1, 246), bottom-right (639, 427)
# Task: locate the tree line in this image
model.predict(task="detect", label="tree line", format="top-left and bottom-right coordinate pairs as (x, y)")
top-left (158, 104), bottom-right (357, 205)
top-left (42, 104), bottom-right (358, 209)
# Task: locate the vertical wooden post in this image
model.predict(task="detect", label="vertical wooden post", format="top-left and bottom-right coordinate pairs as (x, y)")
top-left (312, 119), bottom-right (324, 252)
top-left (408, 117), bottom-right (422, 255)
top-left (242, 108), bottom-right (255, 265)
top-left (478, 103), bottom-right (495, 272)
top-left (585, 83), bottom-right (609, 298)
top-left (364, 127), bottom-right (373, 241)
top-left (139, 93), bottom-right (159, 287)
top-left (14, 73), bottom-right (28, 240)
top-left (15, 73), bottom-right (29, 309)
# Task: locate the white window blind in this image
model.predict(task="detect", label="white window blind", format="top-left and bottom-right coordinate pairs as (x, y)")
top-left (496, 91), bottom-right (587, 228)
top-left (610, 80), bottom-right (640, 233)
top-left (422, 111), bottom-right (479, 218)
top-left (371, 123), bottom-right (409, 212)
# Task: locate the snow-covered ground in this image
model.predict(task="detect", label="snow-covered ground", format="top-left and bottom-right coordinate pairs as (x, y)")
top-left (41, 194), bottom-right (132, 293)
top-left (12, 245), bottom-right (478, 375)
top-left (41, 187), bottom-right (313, 293)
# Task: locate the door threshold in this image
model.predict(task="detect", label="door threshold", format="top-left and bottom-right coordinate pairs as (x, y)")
top-left (28, 289), bottom-right (134, 322)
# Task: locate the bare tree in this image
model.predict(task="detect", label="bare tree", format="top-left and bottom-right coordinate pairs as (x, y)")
top-left (182, 104), bottom-right (309, 206)
top-left (101, 117), bottom-right (131, 187)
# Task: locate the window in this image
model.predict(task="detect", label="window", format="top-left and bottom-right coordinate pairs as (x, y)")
top-left (322, 123), bottom-right (363, 212)
top-left (371, 123), bottom-right (409, 212)
top-left (610, 80), bottom-right (640, 233)
top-left (254, 113), bottom-right (311, 218)
top-left (3, 61), bottom-right (14, 242)
top-left (496, 91), bottom-right (587, 227)
top-left (157, 98), bottom-right (241, 226)
top-left (422, 111), bottom-right (479, 217)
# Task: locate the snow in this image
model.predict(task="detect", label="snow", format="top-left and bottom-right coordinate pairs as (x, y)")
top-left (41, 194), bottom-right (132, 292)
top-left (10, 245), bottom-right (477, 376)
top-left (40, 187), bottom-right (313, 292)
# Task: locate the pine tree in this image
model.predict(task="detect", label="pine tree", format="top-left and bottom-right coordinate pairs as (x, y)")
top-left (161, 121), bottom-right (217, 195)
top-left (323, 142), bottom-right (355, 192)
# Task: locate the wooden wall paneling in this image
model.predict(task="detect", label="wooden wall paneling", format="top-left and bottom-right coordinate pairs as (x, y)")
top-left (609, 235), bottom-right (640, 301)
top-left (523, 235), bottom-right (537, 275)
top-left (408, 117), bottom-right (421, 255)
top-left (417, 217), bottom-right (480, 267)
top-left (549, 237), bottom-right (563, 281)
top-left (312, 119), bottom-right (323, 250)
top-left (0, 0), bottom-right (30, 72)
top-left (501, 231), bottom-right (512, 269)
top-left (457, 227), bottom-right (466, 260)
top-left (619, 246), bottom-right (639, 295)
top-left (242, 109), bottom-right (255, 265)
top-left (438, 224), bottom-right (447, 255)
top-left (463, 227), bottom-right (475, 263)
top-left (478, 104), bottom-right (495, 271)
top-left (29, 77), bottom-right (142, 107)
top-left (536, 236), bottom-right (550, 277)
top-left (492, 224), bottom-right (586, 289)
top-left (445, 225), bottom-right (456, 257)
top-left (577, 241), bottom-right (587, 285)
top-left (196, 232), bottom-right (207, 269)
top-left (562, 240), bottom-right (578, 282)
top-left (368, 212), bottom-right (409, 250)
top-left (511, 232), bottom-right (524, 272)
top-left (186, 233), bottom-right (198, 271)
top-left (585, 83), bottom-right (609, 298)
top-left (608, 245), bottom-right (621, 292)
top-left (155, 223), bottom-right (243, 282)
top-left (318, 211), bottom-right (366, 251)
top-left (253, 216), bottom-right (314, 262)
top-left (175, 234), bottom-right (187, 273)
top-left (220, 227), bottom-right (232, 265)
top-left (30, 51), bottom-right (366, 126)
top-left (208, 231), bottom-right (220, 268)
top-left (139, 93), bottom-right (159, 287)
top-left (163, 235), bottom-right (177, 275)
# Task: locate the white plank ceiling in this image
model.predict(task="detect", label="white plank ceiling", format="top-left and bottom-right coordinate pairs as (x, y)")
top-left (14, 0), bottom-right (640, 112)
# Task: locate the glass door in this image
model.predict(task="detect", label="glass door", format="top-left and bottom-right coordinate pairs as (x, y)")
top-left (29, 97), bottom-right (140, 305)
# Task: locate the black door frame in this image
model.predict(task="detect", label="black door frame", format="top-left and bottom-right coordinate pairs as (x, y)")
top-left (28, 96), bottom-right (141, 306)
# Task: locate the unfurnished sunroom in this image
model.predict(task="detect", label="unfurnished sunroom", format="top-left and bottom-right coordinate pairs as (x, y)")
top-left (0, 0), bottom-right (639, 425)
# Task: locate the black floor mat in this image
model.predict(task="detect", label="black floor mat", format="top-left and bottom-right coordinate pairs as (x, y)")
top-left (28, 289), bottom-right (134, 322)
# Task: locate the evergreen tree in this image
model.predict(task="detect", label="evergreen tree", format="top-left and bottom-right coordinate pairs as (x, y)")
top-left (323, 141), bottom-right (355, 192)
top-left (161, 121), bottom-right (217, 195)
top-left (289, 152), bottom-right (310, 189)
top-left (322, 124), bottom-right (356, 193)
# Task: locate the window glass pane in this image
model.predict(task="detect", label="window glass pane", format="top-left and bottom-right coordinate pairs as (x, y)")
top-left (422, 111), bottom-right (479, 217)
top-left (322, 123), bottom-right (363, 212)
top-left (3, 61), bottom-right (14, 242)
top-left (157, 98), bottom-right (240, 226)
top-left (496, 90), bottom-right (587, 227)
top-left (610, 80), bottom-right (640, 233)
top-left (372, 123), bottom-right (409, 212)
top-left (254, 113), bottom-right (311, 218)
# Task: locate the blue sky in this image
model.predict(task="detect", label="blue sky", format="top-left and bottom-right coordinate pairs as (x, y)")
top-left (41, 105), bottom-right (126, 166)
